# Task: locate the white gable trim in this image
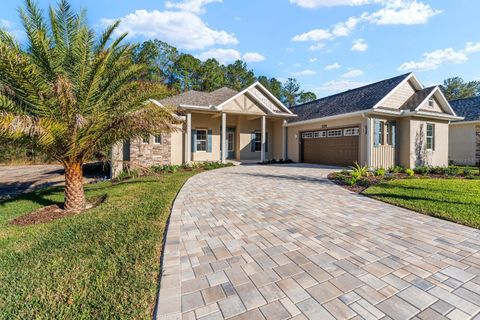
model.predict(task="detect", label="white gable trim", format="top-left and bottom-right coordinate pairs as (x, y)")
top-left (216, 82), bottom-right (293, 115)
top-left (372, 73), bottom-right (424, 109)
top-left (412, 86), bottom-right (456, 116)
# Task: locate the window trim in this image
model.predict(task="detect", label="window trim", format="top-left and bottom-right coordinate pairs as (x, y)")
top-left (254, 131), bottom-right (262, 152)
top-left (327, 129), bottom-right (343, 137)
top-left (343, 128), bottom-right (359, 136)
top-left (154, 135), bottom-right (162, 144)
top-left (428, 98), bottom-right (434, 108)
top-left (195, 128), bottom-right (208, 152)
top-left (426, 123), bottom-right (435, 151)
top-left (142, 136), bottom-right (150, 144)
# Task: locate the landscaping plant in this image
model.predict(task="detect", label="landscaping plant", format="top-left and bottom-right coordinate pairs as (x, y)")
top-left (0, 0), bottom-right (179, 212)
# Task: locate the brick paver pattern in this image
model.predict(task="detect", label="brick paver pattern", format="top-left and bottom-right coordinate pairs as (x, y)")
top-left (155, 164), bottom-right (480, 320)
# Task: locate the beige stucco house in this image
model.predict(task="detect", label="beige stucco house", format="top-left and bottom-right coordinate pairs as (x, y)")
top-left (112, 73), bottom-right (462, 176)
top-left (448, 96), bottom-right (480, 166)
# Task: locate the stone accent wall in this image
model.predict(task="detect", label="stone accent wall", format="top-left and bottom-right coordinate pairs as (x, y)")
top-left (476, 125), bottom-right (480, 162)
top-left (129, 134), bottom-right (172, 167)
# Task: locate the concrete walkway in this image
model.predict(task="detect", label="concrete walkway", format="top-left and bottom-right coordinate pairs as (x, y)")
top-left (156, 164), bottom-right (480, 320)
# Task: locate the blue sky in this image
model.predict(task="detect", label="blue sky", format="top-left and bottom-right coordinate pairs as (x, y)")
top-left (1, 0), bottom-right (480, 97)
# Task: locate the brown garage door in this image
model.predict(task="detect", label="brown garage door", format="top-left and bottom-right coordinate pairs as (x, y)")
top-left (301, 127), bottom-right (359, 166)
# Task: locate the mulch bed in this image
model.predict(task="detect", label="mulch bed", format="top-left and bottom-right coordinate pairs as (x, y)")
top-left (10, 195), bottom-right (107, 226)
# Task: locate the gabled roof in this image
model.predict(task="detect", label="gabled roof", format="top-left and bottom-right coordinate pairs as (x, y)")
top-left (289, 73), bottom-right (412, 123)
top-left (449, 96), bottom-right (480, 122)
top-left (158, 87), bottom-right (238, 107)
top-left (400, 86), bottom-right (436, 111)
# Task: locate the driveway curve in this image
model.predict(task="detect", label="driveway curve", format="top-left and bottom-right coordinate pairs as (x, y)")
top-left (156, 164), bottom-right (480, 320)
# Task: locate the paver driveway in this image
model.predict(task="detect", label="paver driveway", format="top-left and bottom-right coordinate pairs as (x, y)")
top-left (156, 164), bottom-right (480, 320)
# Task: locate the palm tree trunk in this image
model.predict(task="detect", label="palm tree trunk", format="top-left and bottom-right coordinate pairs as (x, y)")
top-left (64, 162), bottom-right (85, 212)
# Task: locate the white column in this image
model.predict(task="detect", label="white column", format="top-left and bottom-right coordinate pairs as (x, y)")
top-left (261, 115), bottom-right (266, 163)
top-left (185, 113), bottom-right (192, 164)
top-left (282, 120), bottom-right (287, 160)
top-left (221, 113), bottom-right (227, 163)
top-left (366, 117), bottom-right (372, 168)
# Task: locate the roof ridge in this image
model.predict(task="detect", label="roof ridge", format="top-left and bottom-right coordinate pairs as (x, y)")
top-left (291, 72), bottom-right (412, 109)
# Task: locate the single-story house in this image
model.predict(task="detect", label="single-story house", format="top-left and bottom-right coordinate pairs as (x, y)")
top-left (448, 96), bottom-right (480, 165)
top-left (111, 73), bottom-right (462, 176)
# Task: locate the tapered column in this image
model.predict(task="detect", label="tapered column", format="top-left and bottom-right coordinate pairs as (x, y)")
top-left (261, 115), bottom-right (266, 163)
top-left (282, 120), bottom-right (287, 160)
top-left (221, 113), bottom-right (227, 163)
top-left (185, 113), bottom-right (192, 164)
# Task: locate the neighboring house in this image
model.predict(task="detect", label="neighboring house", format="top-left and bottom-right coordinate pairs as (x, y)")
top-left (448, 96), bottom-right (480, 165)
top-left (112, 73), bottom-right (462, 176)
top-left (286, 73), bottom-right (462, 168)
top-left (111, 83), bottom-right (295, 176)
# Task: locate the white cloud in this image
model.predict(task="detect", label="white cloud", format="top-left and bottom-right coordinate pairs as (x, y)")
top-left (317, 79), bottom-right (366, 93)
top-left (342, 69), bottom-right (364, 78)
top-left (293, 69), bottom-right (317, 76)
top-left (101, 10), bottom-right (237, 51)
top-left (332, 16), bottom-right (360, 37)
top-left (165, 0), bottom-right (222, 14)
top-left (292, 29), bottom-right (333, 42)
top-left (242, 52), bottom-right (265, 62)
top-left (351, 38), bottom-right (368, 52)
top-left (366, 0), bottom-right (441, 25)
top-left (197, 48), bottom-right (241, 64)
top-left (0, 19), bottom-right (24, 40)
top-left (325, 62), bottom-right (341, 70)
top-left (309, 58), bottom-right (318, 62)
top-left (290, 0), bottom-right (369, 8)
top-left (309, 43), bottom-right (326, 51)
top-left (398, 41), bottom-right (480, 71)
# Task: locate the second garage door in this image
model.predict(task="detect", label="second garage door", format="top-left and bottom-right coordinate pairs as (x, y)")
top-left (301, 127), bottom-right (359, 166)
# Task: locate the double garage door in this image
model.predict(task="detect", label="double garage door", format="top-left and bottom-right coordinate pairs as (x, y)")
top-left (301, 127), bottom-right (359, 166)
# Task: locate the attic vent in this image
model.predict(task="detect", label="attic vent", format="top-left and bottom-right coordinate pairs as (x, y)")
top-left (428, 98), bottom-right (434, 108)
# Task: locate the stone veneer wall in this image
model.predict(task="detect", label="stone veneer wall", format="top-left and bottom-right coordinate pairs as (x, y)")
top-left (129, 133), bottom-right (172, 167)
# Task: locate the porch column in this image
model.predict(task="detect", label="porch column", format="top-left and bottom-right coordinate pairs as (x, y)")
top-left (221, 113), bottom-right (227, 163)
top-left (282, 120), bottom-right (287, 160)
top-left (185, 113), bottom-right (192, 164)
top-left (261, 115), bottom-right (266, 163)
top-left (366, 117), bottom-right (372, 168)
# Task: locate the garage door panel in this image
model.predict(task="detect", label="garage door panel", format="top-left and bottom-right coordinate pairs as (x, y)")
top-left (302, 128), bottom-right (359, 166)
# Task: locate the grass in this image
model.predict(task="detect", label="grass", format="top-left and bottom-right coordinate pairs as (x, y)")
top-left (364, 178), bottom-right (480, 229)
top-left (0, 171), bottom-right (197, 319)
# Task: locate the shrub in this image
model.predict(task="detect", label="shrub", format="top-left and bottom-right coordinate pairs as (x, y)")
top-left (350, 162), bottom-right (369, 177)
top-left (389, 165), bottom-right (405, 174)
top-left (463, 167), bottom-right (474, 177)
top-left (413, 166), bottom-right (429, 175)
top-left (357, 178), bottom-right (370, 187)
top-left (345, 178), bottom-right (357, 186)
top-left (375, 168), bottom-right (386, 177)
top-left (405, 168), bottom-right (414, 177)
top-left (351, 171), bottom-right (361, 180)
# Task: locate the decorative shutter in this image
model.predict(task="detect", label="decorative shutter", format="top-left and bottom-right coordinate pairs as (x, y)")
top-left (265, 133), bottom-right (269, 153)
top-left (191, 129), bottom-right (196, 153)
top-left (373, 120), bottom-right (380, 147)
top-left (390, 121), bottom-right (397, 147)
top-left (207, 129), bottom-right (212, 153)
top-left (251, 132), bottom-right (256, 152)
top-left (432, 125), bottom-right (435, 151)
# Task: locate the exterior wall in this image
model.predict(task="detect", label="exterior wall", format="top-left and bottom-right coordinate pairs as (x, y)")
top-left (397, 118), bottom-right (411, 168)
top-left (369, 115), bottom-right (399, 169)
top-left (408, 118), bottom-right (449, 167)
top-left (287, 115), bottom-right (368, 164)
top-left (418, 95), bottom-right (444, 113)
top-left (449, 123), bottom-right (478, 165)
top-left (170, 124), bottom-right (184, 165)
top-left (111, 141), bottom-right (124, 178)
top-left (191, 113), bottom-right (222, 162)
top-left (129, 134), bottom-right (171, 167)
top-left (380, 79), bottom-right (416, 109)
top-left (271, 119), bottom-right (284, 160)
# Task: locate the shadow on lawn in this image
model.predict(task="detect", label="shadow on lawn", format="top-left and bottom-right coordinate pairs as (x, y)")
top-left (0, 185), bottom-right (64, 208)
top-left (366, 192), bottom-right (476, 207)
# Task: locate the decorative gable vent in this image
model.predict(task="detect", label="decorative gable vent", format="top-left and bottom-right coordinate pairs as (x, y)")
top-left (249, 86), bottom-right (282, 113)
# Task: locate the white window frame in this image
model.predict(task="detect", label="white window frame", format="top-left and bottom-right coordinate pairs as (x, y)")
top-left (343, 128), bottom-right (359, 136)
top-left (154, 135), bottom-right (162, 144)
top-left (302, 132), bottom-right (313, 139)
top-left (426, 123), bottom-right (435, 150)
top-left (428, 98), bottom-right (434, 108)
top-left (314, 131), bottom-right (326, 138)
top-left (254, 131), bottom-right (262, 152)
top-left (196, 129), bottom-right (208, 152)
top-left (327, 129), bottom-right (342, 137)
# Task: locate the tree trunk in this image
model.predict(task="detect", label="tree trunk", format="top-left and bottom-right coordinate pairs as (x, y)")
top-left (64, 162), bottom-right (85, 212)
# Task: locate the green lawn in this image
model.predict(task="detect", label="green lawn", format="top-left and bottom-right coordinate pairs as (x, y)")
top-left (364, 178), bottom-right (480, 229)
top-left (0, 171), bottom-right (196, 319)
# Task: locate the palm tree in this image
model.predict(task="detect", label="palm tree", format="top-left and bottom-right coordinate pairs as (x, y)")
top-left (0, 0), bottom-right (179, 212)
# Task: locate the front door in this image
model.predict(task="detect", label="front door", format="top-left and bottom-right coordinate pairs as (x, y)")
top-left (227, 128), bottom-right (235, 159)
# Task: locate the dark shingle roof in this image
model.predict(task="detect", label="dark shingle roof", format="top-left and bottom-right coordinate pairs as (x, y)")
top-left (400, 86), bottom-right (436, 111)
top-left (449, 96), bottom-right (480, 121)
top-left (289, 73), bottom-right (412, 122)
top-left (158, 87), bottom-right (238, 107)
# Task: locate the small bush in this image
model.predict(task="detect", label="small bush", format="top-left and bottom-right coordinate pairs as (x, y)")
top-left (463, 167), bottom-right (474, 177)
top-left (351, 171), bottom-right (361, 180)
top-left (389, 165), bottom-right (405, 174)
top-left (413, 166), bottom-right (429, 175)
top-left (374, 168), bottom-right (386, 177)
top-left (356, 178), bottom-right (370, 187)
top-left (350, 162), bottom-right (369, 177)
top-left (405, 168), bottom-right (414, 177)
top-left (345, 178), bottom-right (357, 186)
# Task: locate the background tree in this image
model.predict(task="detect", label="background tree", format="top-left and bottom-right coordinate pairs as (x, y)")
top-left (283, 78), bottom-right (301, 107)
top-left (0, 0), bottom-right (178, 211)
top-left (442, 77), bottom-right (480, 100)
top-left (171, 54), bottom-right (202, 92)
top-left (132, 39), bottom-right (178, 82)
top-left (225, 60), bottom-right (256, 91)
top-left (200, 58), bottom-right (225, 92)
top-left (297, 91), bottom-right (317, 104)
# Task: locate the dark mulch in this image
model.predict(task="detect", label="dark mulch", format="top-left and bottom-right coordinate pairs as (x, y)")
top-left (10, 195), bottom-right (107, 226)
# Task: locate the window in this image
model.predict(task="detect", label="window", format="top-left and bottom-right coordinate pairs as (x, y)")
top-left (374, 120), bottom-right (384, 146)
top-left (327, 129), bottom-right (342, 137)
top-left (254, 132), bottom-right (262, 151)
top-left (343, 128), bottom-right (359, 136)
top-left (302, 132), bottom-right (313, 139)
top-left (154, 135), bottom-right (162, 144)
top-left (428, 98), bottom-right (434, 108)
top-left (426, 124), bottom-right (435, 150)
top-left (313, 131), bottom-right (326, 138)
top-left (142, 136), bottom-right (149, 144)
top-left (196, 129), bottom-right (207, 152)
